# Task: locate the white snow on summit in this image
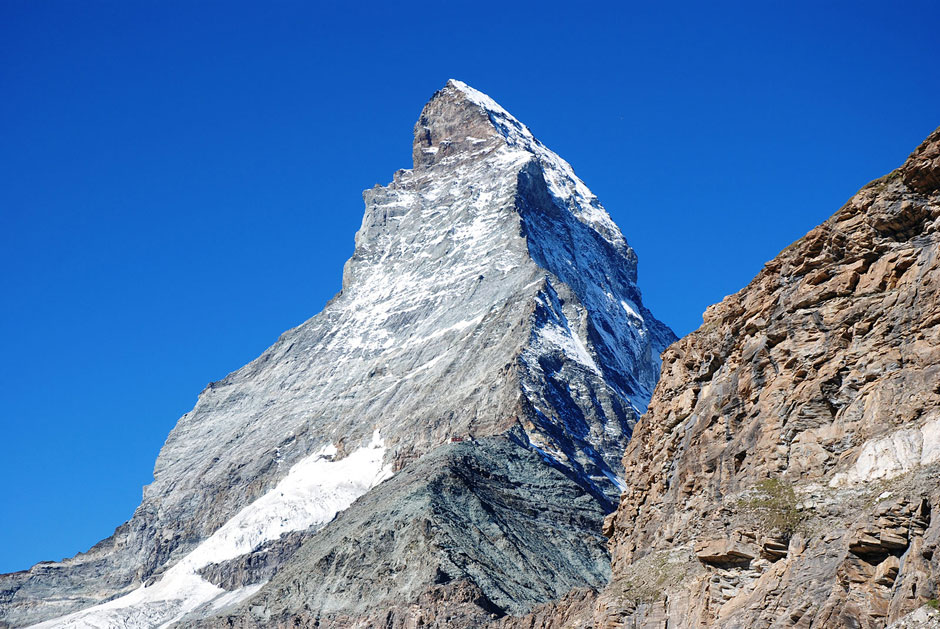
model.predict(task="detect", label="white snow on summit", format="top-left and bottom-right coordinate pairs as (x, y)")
top-left (446, 79), bottom-right (625, 247)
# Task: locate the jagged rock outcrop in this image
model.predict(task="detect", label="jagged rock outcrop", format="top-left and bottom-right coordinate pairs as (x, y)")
top-left (185, 437), bottom-right (612, 628)
top-left (0, 80), bottom-right (674, 628)
top-left (582, 127), bottom-right (940, 627)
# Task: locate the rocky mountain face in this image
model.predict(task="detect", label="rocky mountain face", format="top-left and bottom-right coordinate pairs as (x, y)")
top-left (0, 80), bottom-right (674, 628)
top-left (510, 128), bottom-right (940, 628)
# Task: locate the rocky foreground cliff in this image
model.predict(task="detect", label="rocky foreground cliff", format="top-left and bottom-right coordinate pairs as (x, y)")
top-left (0, 81), bottom-right (675, 628)
top-left (502, 129), bottom-right (940, 628)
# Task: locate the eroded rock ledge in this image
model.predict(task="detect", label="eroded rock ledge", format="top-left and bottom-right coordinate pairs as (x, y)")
top-left (501, 128), bottom-right (940, 628)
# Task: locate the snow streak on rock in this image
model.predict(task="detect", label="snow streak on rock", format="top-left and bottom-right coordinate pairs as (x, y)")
top-left (29, 435), bottom-right (390, 629)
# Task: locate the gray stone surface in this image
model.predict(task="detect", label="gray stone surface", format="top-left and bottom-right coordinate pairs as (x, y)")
top-left (196, 530), bottom-right (312, 592)
top-left (184, 436), bottom-right (612, 628)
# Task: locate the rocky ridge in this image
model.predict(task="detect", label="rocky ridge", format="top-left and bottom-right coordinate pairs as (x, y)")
top-left (0, 81), bottom-right (674, 628)
top-left (507, 127), bottom-right (940, 627)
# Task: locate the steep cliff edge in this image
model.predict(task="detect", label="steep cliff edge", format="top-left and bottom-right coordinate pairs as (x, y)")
top-left (586, 127), bottom-right (940, 627)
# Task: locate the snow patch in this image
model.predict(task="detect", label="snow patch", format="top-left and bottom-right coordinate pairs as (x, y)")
top-left (30, 433), bottom-right (392, 629)
top-left (183, 431), bottom-right (390, 569)
top-left (209, 583), bottom-right (264, 611)
top-left (602, 469), bottom-right (627, 492)
top-left (538, 322), bottom-right (599, 372)
top-left (620, 300), bottom-right (643, 322)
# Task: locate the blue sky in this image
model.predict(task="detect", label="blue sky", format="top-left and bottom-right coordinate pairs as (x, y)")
top-left (1, 1), bottom-right (937, 573)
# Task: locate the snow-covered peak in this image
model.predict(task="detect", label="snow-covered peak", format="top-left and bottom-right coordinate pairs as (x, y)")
top-left (444, 79), bottom-right (527, 132)
top-left (418, 79), bottom-right (628, 249)
top-left (1, 81), bottom-right (676, 629)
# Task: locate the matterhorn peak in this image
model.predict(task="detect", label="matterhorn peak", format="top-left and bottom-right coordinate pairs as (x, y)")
top-left (412, 80), bottom-right (628, 250)
top-left (1, 81), bottom-right (675, 629)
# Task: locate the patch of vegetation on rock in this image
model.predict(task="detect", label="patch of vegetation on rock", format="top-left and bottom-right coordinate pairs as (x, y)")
top-left (737, 479), bottom-right (806, 538)
top-left (609, 549), bottom-right (698, 607)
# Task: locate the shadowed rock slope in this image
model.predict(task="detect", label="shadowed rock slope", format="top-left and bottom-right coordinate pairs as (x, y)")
top-left (504, 127), bottom-right (940, 628)
top-left (184, 436), bottom-right (611, 628)
top-left (0, 81), bottom-right (674, 628)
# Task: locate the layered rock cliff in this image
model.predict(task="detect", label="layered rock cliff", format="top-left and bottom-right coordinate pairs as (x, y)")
top-left (0, 81), bottom-right (674, 628)
top-left (576, 128), bottom-right (940, 627)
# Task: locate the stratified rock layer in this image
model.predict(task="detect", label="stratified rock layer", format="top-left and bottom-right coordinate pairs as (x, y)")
top-left (0, 81), bottom-right (674, 628)
top-left (584, 127), bottom-right (940, 627)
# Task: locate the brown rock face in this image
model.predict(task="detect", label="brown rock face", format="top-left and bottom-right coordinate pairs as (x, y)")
top-left (411, 85), bottom-right (503, 169)
top-left (556, 127), bottom-right (940, 628)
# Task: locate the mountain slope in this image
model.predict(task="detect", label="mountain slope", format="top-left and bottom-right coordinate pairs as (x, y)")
top-left (188, 437), bottom-right (612, 628)
top-left (0, 80), bottom-right (674, 628)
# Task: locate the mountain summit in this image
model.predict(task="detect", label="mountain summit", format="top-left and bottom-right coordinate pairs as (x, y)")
top-left (1, 81), bottom-right (675, 628)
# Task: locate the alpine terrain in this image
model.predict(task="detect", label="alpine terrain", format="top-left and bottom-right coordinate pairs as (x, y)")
top-left (498, 129), bottom-right (940, 627)
top-left (0, 80), bottom-right (675, 628)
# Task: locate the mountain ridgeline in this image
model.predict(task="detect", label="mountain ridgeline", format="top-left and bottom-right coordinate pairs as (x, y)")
top-left (5, 82), bottom-right (938, 629)
top-left (0, 81), bottom-right (675, 628)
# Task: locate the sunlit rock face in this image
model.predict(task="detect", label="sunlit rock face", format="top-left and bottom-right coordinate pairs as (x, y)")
top-left (507, 127), bottom-right (940, 628)
top-left (0, 80), bottom-right (674, 629)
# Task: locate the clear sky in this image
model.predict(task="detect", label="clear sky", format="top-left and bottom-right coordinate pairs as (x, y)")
top-left (1, 1), bottom-right (938, 574)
